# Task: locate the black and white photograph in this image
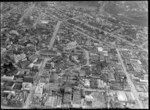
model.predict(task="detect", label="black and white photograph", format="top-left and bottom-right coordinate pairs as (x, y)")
top-left (1, 1), bottom-right (148, 109)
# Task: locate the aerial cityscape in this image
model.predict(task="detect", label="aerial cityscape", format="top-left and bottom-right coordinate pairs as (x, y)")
top-left (1, 1), bottom-right (148, 109)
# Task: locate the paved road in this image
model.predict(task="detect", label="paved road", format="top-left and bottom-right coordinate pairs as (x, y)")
top-left (35, 58), bottom-right (50, 82)
top-left (23, 58), bottom-right (50, 108)
top-left (49, 21), bottom-right (62, 49)
top-left (67, 22), bottom-right (113, 48)
top-left (72, 17), bottom-right (148, 52)
top-left (62, 14), bottom-right (82, 22)
top-left (23, 86), bottom-right (36, 109)
top-left (1, 106), bottom-right (22, 109)
top-left (116, 48), bottom-right (143, 109)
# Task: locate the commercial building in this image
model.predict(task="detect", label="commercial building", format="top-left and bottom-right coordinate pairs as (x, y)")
top-left (63, 93), bottom-right (72, 104)
top-left (72, 90), bottom-right (81, 107)
top-left (84, 79), bottom-right (90, 87)
top-left (35, 83), bottom-right (45, 98)
top-left (97, 79), bottom-right (106, 88)
top-left (117, 91), bottom-right (128, 102)
top-left (56, 96), bottom-right (62, 108)
top-left (45, 96), bottom-right (57, 107)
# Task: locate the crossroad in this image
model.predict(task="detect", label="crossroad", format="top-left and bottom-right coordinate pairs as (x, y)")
top-left (33, 11), bottom-right (44, 28)
top-left (18, 3), bottom-right (35, 24)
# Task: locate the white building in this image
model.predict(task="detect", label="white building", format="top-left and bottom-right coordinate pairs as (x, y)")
top-left (117, 91), bottom-right (128, 102)
top-left (84, 79), bottom-right (90, 87)
top-left (35, 83), bottom-right (45, 98)
top-left (97, 47), bottom-right (103, 51)
top-left (22, 82), bottom-right (32, 91)
top-left (66, 41), bottom-right (77, 50)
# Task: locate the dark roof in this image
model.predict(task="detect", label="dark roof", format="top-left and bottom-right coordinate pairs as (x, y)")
top-left (23, 77), bottom-right (33, 83)
top-left (40, 49), bottom-right (57, 55)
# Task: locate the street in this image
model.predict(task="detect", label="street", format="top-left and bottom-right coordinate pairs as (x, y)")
top-left (72, 17), bottom-right (148, 52)
top-left (116, 48), bottom-right (143, 109)
top-left (23, 86), bottom-right (36, 109)
top-left (23, 57), bottom-right (50, 108)
top-left (69, 23), bottom-right (113, 48)
top-left (49, 21), bottom-right (62, 49)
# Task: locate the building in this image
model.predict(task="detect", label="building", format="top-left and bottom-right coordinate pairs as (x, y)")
top-left (63, 93), bottom-right (72, 104)
top-left (1, 47), bottom-right (6, 55)
top-left (97, 47), bottom-right (103, 51)
top-left (108, 72), bottom-right (115, 82)
top-left (22, 82), bottom-right (32, 91)
top-left (97, 79), bottom-right (105, 88)
top-left (84, 79), bottom-right (90, 87)
top-left (72, 91), bottom-right (81, 107)
top-left (40, 70), bottom-right (50, 83)
top-left (117, 91), bottom-right (128, 102)
top-left (65, 41), bottom-right (77, 50)
top-left (1, 75), bottom-right (14, 80)
top-left (100, 55), bottom-right (105, 61)
top-left (56, 96), bottom-right (62, 108)
top-left (2, 81), bottom-right (15, 90)
top-left (14, 53), bottom-right (27, 63)
top-left (45, 96), bottom-right (57, 107)
top-left (23, 77), bottom-right (34, 83)
top-left (90, 79), bottom-right (98, 88)
top-left (65, 87), bottom-right (72, 93)
top-left (35, 83), bottom-right (45, 98)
